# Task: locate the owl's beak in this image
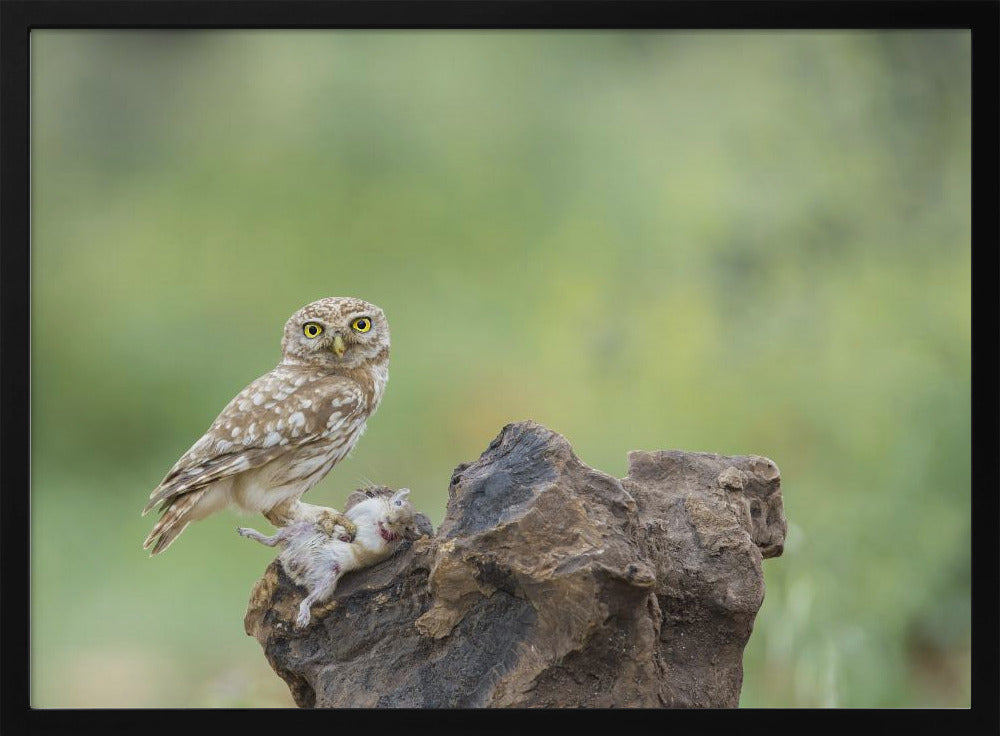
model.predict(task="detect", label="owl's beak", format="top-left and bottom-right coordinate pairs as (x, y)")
top-left (331, 334), bottom-right (346, 358)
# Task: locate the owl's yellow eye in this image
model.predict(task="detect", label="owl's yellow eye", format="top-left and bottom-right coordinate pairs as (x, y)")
top-left (303, 322), bottom-right (323, 339)
top-left (351, 317), bottom-right (372, 333)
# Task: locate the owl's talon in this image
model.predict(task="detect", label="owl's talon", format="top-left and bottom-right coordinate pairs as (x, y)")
top-left (334, 514), bottom-right (357, 541)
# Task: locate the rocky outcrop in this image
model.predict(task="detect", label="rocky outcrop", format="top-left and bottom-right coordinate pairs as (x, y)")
top-left (244, 421), bottom-right (786, 707)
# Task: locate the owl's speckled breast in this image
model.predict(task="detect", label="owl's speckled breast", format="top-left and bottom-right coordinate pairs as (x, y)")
top-left (229, 415), bottom-right (370, 514)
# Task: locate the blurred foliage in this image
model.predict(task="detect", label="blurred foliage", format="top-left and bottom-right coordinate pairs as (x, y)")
top-left (30, 30), bottom-right (970, 708)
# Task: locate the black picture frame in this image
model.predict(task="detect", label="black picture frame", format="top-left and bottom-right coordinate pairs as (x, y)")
top-left (2, 2), bottom-right (996, 733)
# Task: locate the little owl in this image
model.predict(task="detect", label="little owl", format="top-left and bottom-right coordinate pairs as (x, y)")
top-left (142, 296), bottom-right (390, 555)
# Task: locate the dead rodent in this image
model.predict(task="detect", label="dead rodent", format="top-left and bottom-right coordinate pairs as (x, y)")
top-left (238, 488), bottom-right (418, 628)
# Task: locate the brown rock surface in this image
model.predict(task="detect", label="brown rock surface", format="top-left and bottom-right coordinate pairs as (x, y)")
top-left (244, 421), bottom-right (786, 707)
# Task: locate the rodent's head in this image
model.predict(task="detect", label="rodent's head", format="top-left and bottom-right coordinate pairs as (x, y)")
top-left (382, 488), bottom-right (418, 539)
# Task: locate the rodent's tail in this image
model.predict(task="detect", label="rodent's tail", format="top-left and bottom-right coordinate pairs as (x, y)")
top-left (143, 489), bottom-right (205, 556)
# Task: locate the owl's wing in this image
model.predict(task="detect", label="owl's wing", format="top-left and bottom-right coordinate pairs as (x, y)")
top-left (142, 372), bottom-right (366, 515)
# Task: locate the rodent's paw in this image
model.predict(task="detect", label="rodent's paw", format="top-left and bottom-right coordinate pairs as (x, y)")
top-left (294, 603), bottom-right (312, 630)
top-left (236, 527), bottom-right (251, 537)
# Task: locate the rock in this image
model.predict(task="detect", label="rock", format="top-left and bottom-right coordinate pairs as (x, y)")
top-left (244, 421), bottom-right (786, 707)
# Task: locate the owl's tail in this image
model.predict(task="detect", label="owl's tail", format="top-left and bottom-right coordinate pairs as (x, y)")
top-left (143, 490), bottom-right (204, 556)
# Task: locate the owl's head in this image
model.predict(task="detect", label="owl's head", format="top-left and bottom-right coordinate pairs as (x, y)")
top-left (280, 296), bottom-right (390, 371)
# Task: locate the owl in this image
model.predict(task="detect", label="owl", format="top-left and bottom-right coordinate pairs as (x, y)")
top-left (141, 296), bottom-right (390, 556)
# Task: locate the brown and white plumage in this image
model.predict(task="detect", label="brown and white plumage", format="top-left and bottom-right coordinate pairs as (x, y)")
top-left (142, 296), bottom-right (390, 555)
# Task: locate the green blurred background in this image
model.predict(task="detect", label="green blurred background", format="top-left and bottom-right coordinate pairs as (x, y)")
top-left (30, 30), bottom-right (971, 708)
